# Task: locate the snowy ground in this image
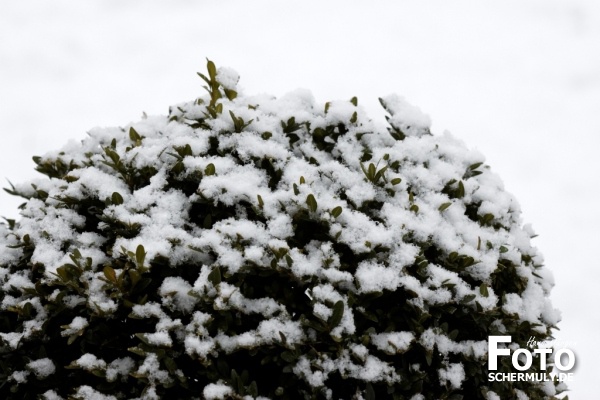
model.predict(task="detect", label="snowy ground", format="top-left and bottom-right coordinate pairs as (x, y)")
top-left (1, 0), bottom-right (599, 397)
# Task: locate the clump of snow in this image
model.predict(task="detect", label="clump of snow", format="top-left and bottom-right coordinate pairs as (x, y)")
top-left (61, 316), bottom-right (88, 336)
top-left (106, 357), bottom-right (135, 382)
top-left (216, 67), bottom-right (240, 91)
top-left (371, 331), bottom-right (414, 354)
top-left (73, 386), bottom-right (117, 400)
top-left (203, 382), bottom-right (233, 400)
top-left (74, 353), bottom-right (107, 371)
top-left (438, 362), bottom-right (465, 389)
top-left (27, 358), bottom-right (56, 379)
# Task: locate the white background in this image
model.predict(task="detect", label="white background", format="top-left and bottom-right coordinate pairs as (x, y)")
top-left (1, 1), bottom-right (598, 397)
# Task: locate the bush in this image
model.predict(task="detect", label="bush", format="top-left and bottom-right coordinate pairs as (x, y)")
top-left (0, 60), bottom-right (564, 399)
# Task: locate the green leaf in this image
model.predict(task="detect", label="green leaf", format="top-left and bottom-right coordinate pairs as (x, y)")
top-left (208, 266), bottom-right (221, 286)
top-left (390, 177), bottom-right (402, 185)
top-left (248, 381), bottom-right (258, 397)
top-left (328, 300), bottom-right (344, 328)
top-left (205, 163), bottom-right (216, 176)
top-left (374, 165), bottom-right (388, 183)
top-left (438, 202), bottom-right (452, 212)
top-left (206, 59), bottom-right (217, 80)
top-left (331, 206), bottom-right (343, 218)
top-left (281, 351), bottom-right (295, 363)
top-left (368, 163), bottom-right (376, 179)
top-left (135, 333), bottom-right (150, 345)
top-left (306, 194), bottom-right (317, 212)
top-left (350, 96), bottom-right (358, 106)
top-left (261, 131), bottom-right (272, 140)
top-left (103, 266), bottom-right (117, 284)
top-left (136, 245), bottom-right (146, 269)
top-left (203, 213), bottom-right (212, 229)
top-left (469, 162), bottom-right (483, 170)
top-left (457, 180), bottom-right (465, 198)
top-left (128, 270), bottom-right (141, 287)
top-left (425, 351), bottom-right (433, 366)
top-left (365, 383), bottom-right (376, 400)
top-left (479, 283), bottom-right (489, 297)
top-left (129, 127), bottom-right (141, 143)
top-left (257, 194), bottom-right (264, 209)
top-left (224, 88), bottom-right (237, 101)
top-left (499, 246), bottom-right (508, 253)
top-left (461, 294), bottom-right (476, 304)
top-left (111, 192), bottom-right (124, 205)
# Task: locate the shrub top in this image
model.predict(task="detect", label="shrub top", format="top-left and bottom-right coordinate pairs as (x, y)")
top-left (0, 61), bottom-right (562, 399)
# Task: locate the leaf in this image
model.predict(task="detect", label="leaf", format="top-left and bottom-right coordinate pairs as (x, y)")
top-left (135, 333), bottom-right (150, 345)
top-left (365, 383), bottom-right (376, 400)
top-left (129, 127), bottom-right (141, 142)
top-left (457, 180), bottom-right (465, 198)
top-left (205, 163), bottom-right (216, 176)
top-left (136, 245), bottom-right (146, 268)
top-left (368, 163), bottom-right (376, 179)
top-left (208, 266), bottom-right (221, 286)
top-left (499, 246), bottom-right (508, 253)
top-left (261, 131), bottom-right (272, 140)
top-left (479, 283), bottom-right (489, 297)
top-left (203, 213), bottom-right (212, 229)
top-left (374, 165), bottom-right (388, 183)
top-left (390, 177), bottom-right (402, 185)
top-left (331, 206), bottom-right (343, 218)
top-left (328, 300), bottom-right (344, 328)
top-left (128, 270), bottom-right (141, 287)
top-left (103, 266), bottom-right (117, 284)
top-left (206, 59), bottom-right (217, 80)
top-left (461, 294), bottom-right (476, 304)
top-left (257, 194), bottom-right (264, 209)
top-left (248, 381), bottom-right (258, 397)
top-left (224, 88), bottom-right (237, 101)
top-left (111, 192), bottom-right (124, 205)
top-left (281, 351), bottom-right (295, 363)
top-left (278, 331), bottom-right (287, 345)
top-left (306, 194), bottom-right (317, 212)
top-left (350, 96), bottom-right (358, 106)
top-left (438, 202), bottom-right (452, 212)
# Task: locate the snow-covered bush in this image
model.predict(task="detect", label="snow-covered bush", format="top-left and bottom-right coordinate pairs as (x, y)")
top-left (0, 61), bottom-right (564, 399)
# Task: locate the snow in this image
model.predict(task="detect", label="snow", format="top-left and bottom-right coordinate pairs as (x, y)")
top-left (370, 331), bottom-right (414, 354)
top-left (74, 354), bottom-right (107, 371)
top-left (216, 67), bottom-right (240, 91)
top-left (438, 362), bottom-right (465, 390)
top-left (203, 382), bottom-right (233, 400)
top-left (27, 358), bottom-right (56, 379)
top-left (73, 386), bottom-right (117, 400)
top-left (61, 316), bottom-right (89, 336)
top-left (105, 357), bottom-right (135, 382)
top-left (41, 391), bottom-right (64, 400)
top-left (136, 353), bottom-right (171, 385)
